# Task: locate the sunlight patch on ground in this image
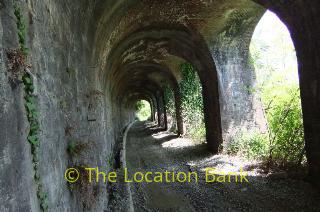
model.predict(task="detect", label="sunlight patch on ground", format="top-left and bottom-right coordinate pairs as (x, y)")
top-left (161, 138), bottom-right (195, 149)
top-left (151, 131), bottom-right (263, 176)
top-left (189, 155), bottom-right (262, 177)
top-left (151, 131), bottom-right (197, 149)
top-left (152, 132), bottom-right (172, 139)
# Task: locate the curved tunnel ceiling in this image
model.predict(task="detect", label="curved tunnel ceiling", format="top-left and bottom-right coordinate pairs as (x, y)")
top-left (91, 0), bottom-right (266, 108)
top-left (116, 63), bottom-right (180, 101)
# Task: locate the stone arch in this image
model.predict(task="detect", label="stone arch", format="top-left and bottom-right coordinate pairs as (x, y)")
top-left (116, 62), bottom-right (184, 135)
top-left (105, 25), bottom-right (222, 152)
top-left (128, 95), bottom-right (154, 121)
top-left (121, 79), bottom-right (167, 129)
top-left (124, 90), bottom-right (158, 125)
top-left (251, 0), bottom-right (320, 188)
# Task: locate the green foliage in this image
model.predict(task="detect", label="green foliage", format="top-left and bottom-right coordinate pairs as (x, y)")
top-left (15, 4), bottom-right (48, 211)
top-left (163, 85), bottom-right (178, 133)
top-left (22, 70), bottom-right (40, 148)
top-left (135, 100), bottom-right (151, 121)
top-left (67, 140), bottom-right (89, 156)
top-left (251, 41), bottom-right (305, 166)
top-left (247, 12), bottom-right (305, 168)
top-left (227, 130), bottom-right (269, 159)
top-left (38, 191), bottom-right (49, 211)
top-left (179, 63), bottom-right (205, 141)
top-left (164, 85), bottom-right (175, 116)
top-left (188, 121), bottom-right (206, 141)
top-left (67, 140), bottom-right (77, 155)
top-left (23, 67), bottom-right (49, 212)
top-left (135, 100), bottom-right (143, 111)
top-left (13, 3), bottom-right (28, 56)
top-left (263, 82), bottom-right (304, 166)
top-left (162, 63), bottom-right (205, 140)
top-left (228, 12), bottom-right (305, 168)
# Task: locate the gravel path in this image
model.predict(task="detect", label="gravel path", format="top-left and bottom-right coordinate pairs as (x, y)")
top-left (125, 121), bottom-right (320, 212)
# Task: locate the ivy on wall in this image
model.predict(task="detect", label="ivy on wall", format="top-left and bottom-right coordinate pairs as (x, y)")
top-left (13, 2), bottom-right (49, 211)
top-left (179, 63), bottom-right (205, 141)
top-left (164, 85), bottom-right (175, 117)
top-left (164, 63), bottom-right (205, 141)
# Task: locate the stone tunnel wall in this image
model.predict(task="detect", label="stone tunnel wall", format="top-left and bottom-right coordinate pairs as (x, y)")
top-left (0, 2), bottom-right (39, 210)
top-left (209, 4), bottom-right (268, 146)
top-left (0, 0), bottom-right (134, 211)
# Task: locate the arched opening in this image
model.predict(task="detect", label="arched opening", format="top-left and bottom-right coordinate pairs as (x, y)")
top-left (134, 100), bottom-right (152, 121)
top-left (247, 10), bottom-right (305, 169)
top-left (103, 26), bottom-right (222, 152)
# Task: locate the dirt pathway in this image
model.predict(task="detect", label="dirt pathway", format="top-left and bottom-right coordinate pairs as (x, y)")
top-left (125, 121), bottom-right (320, 212)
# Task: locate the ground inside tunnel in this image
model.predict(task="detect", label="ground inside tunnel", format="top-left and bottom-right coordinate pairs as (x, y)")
top-left (109, 121), bottom-right (320, 211)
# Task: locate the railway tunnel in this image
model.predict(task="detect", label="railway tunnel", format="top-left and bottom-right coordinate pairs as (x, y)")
top-left (1, 0), bottom-right (320, 211)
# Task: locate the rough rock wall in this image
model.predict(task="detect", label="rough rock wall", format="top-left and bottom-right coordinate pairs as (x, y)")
top-left (0, 0), bottom-right (134, 211)
top-left (0, 1), bottom-right (39, 210)
top-left (209, 4), bottom-right (267, 145)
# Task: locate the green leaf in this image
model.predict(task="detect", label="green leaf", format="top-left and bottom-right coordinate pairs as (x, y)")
top-left (28, 135), bottom-right (39, 146)
top-left (30, 122), bottom-right (39, 131)
top-left (26, 102), bottom-right (35, 111)
top-left (23, 76), bottom-right (31, 84)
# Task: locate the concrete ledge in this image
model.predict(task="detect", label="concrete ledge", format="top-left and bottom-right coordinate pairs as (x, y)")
top-left (120, 121), bottom-right (136, 212)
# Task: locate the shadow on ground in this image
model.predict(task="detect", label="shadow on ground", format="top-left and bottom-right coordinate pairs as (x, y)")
top-left (124, 121), bottom-right (320, 212)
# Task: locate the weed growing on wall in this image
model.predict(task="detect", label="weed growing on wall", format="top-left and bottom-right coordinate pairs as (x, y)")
top-left (13, 3), bottom-right (28, 55)
top-left (14, 2), bottom-right (49, 211)
top-left (67, 139), bottom-right (90, 157)
top-left (164, 85), bottom-right (175, 117)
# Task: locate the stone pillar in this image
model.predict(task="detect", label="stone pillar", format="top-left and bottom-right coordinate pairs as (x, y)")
top-left (173, 85), bottom-right (184, 135)
top-left (162, 93), bottom-right (168, 130)
top-left (289, 9), bottom-right (320, 186)
top-left (210, 6), bottom-right (266, 146)
top-left (156, 90), bottom-right (167, 129)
